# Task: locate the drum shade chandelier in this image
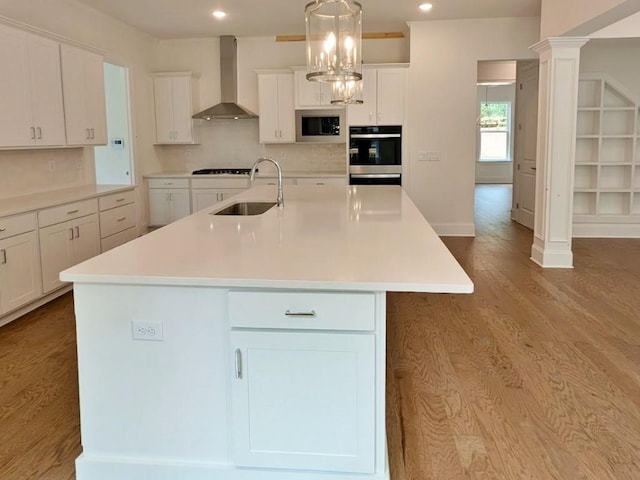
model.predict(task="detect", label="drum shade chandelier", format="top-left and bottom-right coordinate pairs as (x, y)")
top-left (305, 0), bottom-right (363, 84)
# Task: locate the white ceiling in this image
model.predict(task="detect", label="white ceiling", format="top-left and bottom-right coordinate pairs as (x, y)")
top-left (74, 0), bottom-right (541, 39)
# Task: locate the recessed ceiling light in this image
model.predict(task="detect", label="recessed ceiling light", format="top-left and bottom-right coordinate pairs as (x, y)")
top-left (212, 10), bottom-right (227, 19)
top-left (419, 3), bottom-right (433, 12)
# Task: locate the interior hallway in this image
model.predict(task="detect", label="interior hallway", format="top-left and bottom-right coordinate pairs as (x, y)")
top-left (1, 184), bottom-right (640, 479)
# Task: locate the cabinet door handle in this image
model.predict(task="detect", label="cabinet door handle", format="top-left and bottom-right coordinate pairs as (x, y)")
top-left (74, 226), bottom-right (80, 238)
top-left (0, 249), bottom-right (6, 265)
top-left (285, 309), bottom-right (317, 318)
top-left (69, 228), bottom-right (75, 240)
top-left (30, 126), bottom-right (36, 140)
top-left (85, 128), bottom-right (90, 140)
top-left (116, 217), bottom-right (127, 222)
top-left (235, 348), bottom-right (243, 379)
top-left (0, 227), bottom-right (6, 232)
top-left (90, 128), bottom-right (95, 139)
top-left (36, 127), bottom-right (42, 139)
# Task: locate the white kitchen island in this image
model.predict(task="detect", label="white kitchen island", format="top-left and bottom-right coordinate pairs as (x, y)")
top-left (61, 185), bottom-right (473, 480)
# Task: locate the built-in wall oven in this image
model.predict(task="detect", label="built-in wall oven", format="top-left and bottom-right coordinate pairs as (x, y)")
top-left (349, 125), bottom-right (402, 185)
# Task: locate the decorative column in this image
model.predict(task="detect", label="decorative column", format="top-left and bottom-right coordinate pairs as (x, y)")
top-left (530, 37), bottom-right (589, 268)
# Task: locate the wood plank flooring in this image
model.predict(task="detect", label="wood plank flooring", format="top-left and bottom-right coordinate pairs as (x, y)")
top-left (386, 185), bottom-right (640, 479)
top-left (1, 184), bottom-right (639, 479)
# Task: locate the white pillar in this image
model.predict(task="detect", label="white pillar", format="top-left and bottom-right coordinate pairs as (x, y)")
top-left (530, 37), bottom-right (589, 268)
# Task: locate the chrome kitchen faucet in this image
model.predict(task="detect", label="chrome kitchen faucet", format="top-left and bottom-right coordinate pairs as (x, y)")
top-left (250, 157), bottom-right (284, 207)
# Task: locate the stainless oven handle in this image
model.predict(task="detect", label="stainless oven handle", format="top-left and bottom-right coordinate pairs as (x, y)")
top-left (350, 173), bottom-right (401, 179)
top-left (350, 134), bottom-right (401, 139)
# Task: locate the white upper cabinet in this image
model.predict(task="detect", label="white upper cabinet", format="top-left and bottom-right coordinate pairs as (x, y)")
top-left (152, 73), bottom-right (200, 144)
top-left (60, 44), bottom-right (107, 145)
top-left (0, 24), bottom-right (66, 148)
top-left (257, 72), bottom-right (295, 143)
top-left (294, 70), bottom-right (333, 108)
top-left (348, 66), bottom-right (407, 126)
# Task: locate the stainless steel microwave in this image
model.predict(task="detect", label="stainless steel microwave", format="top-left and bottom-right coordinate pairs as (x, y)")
top-left (295, 109), bottom-right (346, 143)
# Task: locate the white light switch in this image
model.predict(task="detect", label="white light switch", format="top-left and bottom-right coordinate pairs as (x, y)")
top-left (426, 151), bottom-right (441, 162)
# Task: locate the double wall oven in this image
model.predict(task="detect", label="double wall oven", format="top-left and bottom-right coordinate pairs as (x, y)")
top-left (349, 125), bottom-right (402, 185)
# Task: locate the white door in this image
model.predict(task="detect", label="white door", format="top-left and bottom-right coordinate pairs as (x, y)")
top-left (168, 189), bottom-right (191, 223)
top-left (60, 43), bottom-right (89, 145)
top-left (84, 50), bottom-right (108, 144)
top-left (192, 190), bottom-right (221, 213)
top-left (277, 73), bottom-right (295, 141)
top-left (513, 60), bottom-right (539, 229)
top-left (258, 74), bottom-right (280, 143)
top-left (347, 67), bottom-right (377, 126)
top-left (71, 214), bottom-right (100, 265)
top-left (376, 68), bottom-right (406, 125)
top-left (0, 231), bottom-right (42, 313)
top-left (153, 77), bottom-right (174, 143)
top-left (39, 221), bottom-right (73, 293)
top-left (170, 76), bottom-right (193, 143)
top-left (230, 331), bottom-right (375, 473)
top-left (148, 189), bottom-right (171, 226)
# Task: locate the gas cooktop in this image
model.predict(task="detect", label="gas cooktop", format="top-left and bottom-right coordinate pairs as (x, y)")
top-left (192, 168), bottom-right (255, 175)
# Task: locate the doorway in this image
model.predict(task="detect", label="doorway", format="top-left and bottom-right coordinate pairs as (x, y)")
top-left (474, 59), bottom-right (539, 231)
top-left (94, 63), bottom-right (134, 185)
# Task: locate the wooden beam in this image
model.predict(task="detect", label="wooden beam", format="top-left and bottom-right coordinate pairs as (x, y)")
top-left (276, 32), bottom-right (404, 42)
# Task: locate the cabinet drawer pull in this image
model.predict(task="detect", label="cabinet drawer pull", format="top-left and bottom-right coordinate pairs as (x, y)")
top-left (284, 310), bottom-right (317, 318)
top-left (67, 209), bottom-right (80, 215)
top-left (116, 217), bottom-right (127, 222)
top-left (115, 198), bottom-right (125, 202)
top-left (1, 249), bottom-right (6, 265)
top-left (235, 348), bottom-right (243, 379)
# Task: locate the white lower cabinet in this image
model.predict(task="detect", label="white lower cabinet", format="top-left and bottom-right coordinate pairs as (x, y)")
top-left (148, 188), bottom-right (190, 226)
top-left (230, 330), bottom-right (375, 473)
top-left (0, 214), bottom-right (42, 314)
top-left (39, 213), bottom-right (99, 294)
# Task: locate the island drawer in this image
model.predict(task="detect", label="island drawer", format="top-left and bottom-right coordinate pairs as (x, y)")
top-left (0, 212), bottom-right (37, 240)
top-left (148, 178), bottom-right (189, 189)
top-left (99, 190), bottom-right (135, 211)
top-left (228, 291), bottom-right (375, 331)
top-left (38, 199), bottom-right (98, 228)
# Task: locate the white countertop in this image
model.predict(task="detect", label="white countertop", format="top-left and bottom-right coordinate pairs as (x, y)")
top-left (144, 171), bottom-right (347, 179)
top-left (0, 185), bottom-right (136, 218)
top-left (61, 185), bottom-right (473, 293)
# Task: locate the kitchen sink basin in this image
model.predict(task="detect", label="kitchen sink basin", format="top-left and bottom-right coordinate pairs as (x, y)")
top-left (212, 202), bottom-right (276, 216)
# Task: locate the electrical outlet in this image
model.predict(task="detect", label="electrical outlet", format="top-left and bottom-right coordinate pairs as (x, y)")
top-left (131, 320), bottom-right (163, 341)
top-left (48, 160), bottom-right (56, 172)
top-left (418, 151), bottom-right (428, 161)
top-left (280, 151), bottom-right (287, 160)
top-left (426, 151), bottom-right (441, 162)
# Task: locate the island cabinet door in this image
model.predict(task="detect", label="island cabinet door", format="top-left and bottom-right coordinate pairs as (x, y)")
top-left (230, 330), bottom-right (375, 473)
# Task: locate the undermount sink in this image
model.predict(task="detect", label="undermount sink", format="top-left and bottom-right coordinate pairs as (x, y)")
top-left (212, 202), bottom-right (276, 216)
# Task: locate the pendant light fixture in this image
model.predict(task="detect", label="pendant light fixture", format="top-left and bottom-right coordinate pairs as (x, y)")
top-left (305, 0), bottom-right (363, 83)
top-left (330, 76), bottom-right (363, 104)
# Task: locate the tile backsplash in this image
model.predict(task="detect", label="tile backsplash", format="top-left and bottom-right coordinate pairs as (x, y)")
top-left (155, 119), bottom-right (347, 175)
top-left (0, 148), bottom-right (93, 200)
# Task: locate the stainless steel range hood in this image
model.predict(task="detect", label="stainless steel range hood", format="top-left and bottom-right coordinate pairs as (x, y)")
top-left (193, 36), bottom-right (257, 120)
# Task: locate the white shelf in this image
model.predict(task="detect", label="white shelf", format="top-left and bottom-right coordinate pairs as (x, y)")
top-left (574, 73), bottom-right (640, 235)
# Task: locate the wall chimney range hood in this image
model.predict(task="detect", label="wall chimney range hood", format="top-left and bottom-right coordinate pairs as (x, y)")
top-left (192, 36), bottom-right (257, 120)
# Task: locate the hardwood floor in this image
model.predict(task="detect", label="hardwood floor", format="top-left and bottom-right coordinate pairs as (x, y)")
top-left (2, 184), bottom-right (639, 479)
top-left (386, 184), bottom-right (640, 479)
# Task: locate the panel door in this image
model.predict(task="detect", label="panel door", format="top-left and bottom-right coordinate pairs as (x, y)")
top-left (376, 68), bottom-right (406, 125)
top-left (168, 189), bottom-right (191, 223)
top-left (277, 73), bottom-right (295, 142)
top-left (513, 60), bottom-right (539, 230)
top-left (71, 214), bottom-right (100, 266)
top-left (39, 221), bottom-right (73, 293)
top-left (29, 34), bottom-right (66, 146)
top-left (83, 49), bottom-right (107, 145)
top-left (0, 24), bottom-right (32, 147)
top-left (148, 189), bottom-right (171, 226)
top-left (61, 43), bottom-right (89, 145)
top-left (295, 70), bottom-right (323, 107)
top-left (170, 76), bottom-right (194, 143)
top-left (258, 74), bottom-right (280, 143)
top-left (192, 190), bottom-right (222, 213)
top-left (347, 68), bottom-right (377, 126)
top-left (230, 331), bottom-right (375, 473)
top-left (0, 231), bottom-right (42, 314)
top-left (153, 77), bottom-right (175, 144)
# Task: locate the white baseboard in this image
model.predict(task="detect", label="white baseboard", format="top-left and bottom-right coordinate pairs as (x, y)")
top-left (431, 223), bottom-right (476, 237)
top-left (572, 223), bottom-right (640, 238)
top-left (530, 243), bottom-right (574, 269)
top-left (0, 285), bottom-right (73, 328)
top-left (475, 178), bottom-right (513, 184)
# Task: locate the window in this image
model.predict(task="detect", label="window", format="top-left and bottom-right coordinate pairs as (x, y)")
top-left (478, 101), bottom-right (511, 162)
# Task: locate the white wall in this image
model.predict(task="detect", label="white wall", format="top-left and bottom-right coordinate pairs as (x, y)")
top-left (580, 38), bottom-right (640, 95)
top-left (475, 83), bottom-right (516, 184)
top-left (540, 0), bottom-right (640, 38)
top-left (407, 17), bottom-right (539, 236)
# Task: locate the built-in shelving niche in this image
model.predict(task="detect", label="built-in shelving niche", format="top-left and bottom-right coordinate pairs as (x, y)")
top-left (573, 73), bottom-right (640, 237)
